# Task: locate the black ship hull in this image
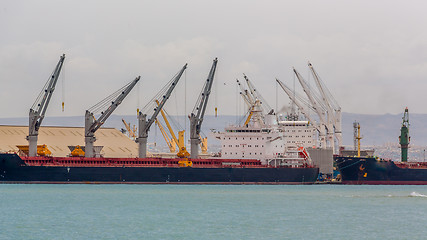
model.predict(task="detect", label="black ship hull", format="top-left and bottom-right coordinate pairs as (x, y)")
top-left (0, 154), bottom-right (319, 184)
top-left (335, 156), bottom-right (427, 185)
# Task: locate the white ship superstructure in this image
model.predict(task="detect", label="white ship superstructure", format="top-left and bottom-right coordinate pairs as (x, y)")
top-left (213, 125), bottom-right (284, 162)
top-left (279, 120), bottom-right (316, 149)
top-left (212, 114), bottom-right (312, 167)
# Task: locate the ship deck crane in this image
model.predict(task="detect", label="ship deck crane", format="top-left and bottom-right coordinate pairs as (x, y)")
top-left (155, 100), bottom-right (190, 157)
top-left (155, 103), bottom-right (207, 156)
top-left (237, 79), bottom-right (263, 127)
top-left (243, 74), bottom-right (273, 114)
top-left (238, 80), bottom-right (259, 126)
top-left (155, 119), bottom-right (177, 152)
top-left (122, 119), bottom-right (136, 140)
top-left (137, 64), bottom-right (187, 158)
top-left (237, 79), bottom-right (255, 107)
top-left (308, 62), bottom-right (342, 151)
top-left (155, 100), bottom-right (178, 153)
top-left (190, 58), bottom-right (218, 159)
top-left (276, 78), bottom-right (327, 148)
top-left (85, 77), bottom-right (140, 157)
top-left (28, 54), bottom-right (65, 157)
top-left (236, 85), bottom-right (255, 126)
top-left (200, 136), bottom-right (208, 154)
top-left (293, 68), bottom-right (333, 150)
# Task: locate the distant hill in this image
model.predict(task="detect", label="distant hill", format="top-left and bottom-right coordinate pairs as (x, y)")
top-left (1, 112), bottom-right (426, 147)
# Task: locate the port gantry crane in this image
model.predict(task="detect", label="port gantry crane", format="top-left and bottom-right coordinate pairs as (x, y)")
top-left (189, 58), bottom-right (218, 159)
top-left (137, 64), bottom-right (187, 158)
top-left (276, 78), bottom-right (327, 148)
top-left (85, 77), bottom-right (140, 158)
top-left (27, 54), bottom-right (65, 157)
top-left (308, 62), bottom-right (342, 152)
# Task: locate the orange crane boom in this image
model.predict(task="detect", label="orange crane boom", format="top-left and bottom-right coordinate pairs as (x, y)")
top-left (155, 119), bottom-right (176, 153)
top-left (155, 100), bottom-right (190, 157)
top-left (122, 119), bottom-right (136, 139)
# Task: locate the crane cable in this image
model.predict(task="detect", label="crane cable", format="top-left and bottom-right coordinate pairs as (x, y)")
top-left (235, 80), bottom-right (239, 125)
top-left (214, 61), bottom-right (218, 117)
top-left (184, 69), bottom-right (187, 144)
top-left (275, 80), bottom-right (278, 116)
top-left (61, 63), bottom-right (65, 112)
top-left (137, 77), bottom-right (141, 115)
top-left (32, 68), bottom-right (56, 111)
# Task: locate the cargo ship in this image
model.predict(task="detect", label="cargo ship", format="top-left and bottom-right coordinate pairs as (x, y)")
top-left (0, 55), bottom-right (319, 184)
top-left (335, 108), bottom-right (427, 185)
top-left (0, 151), bottom-right (318, 184)
top-left (335, 156), bottom-right (427, 185)
top-left (0, 114), bottom-right (318, 184)
top-left (0, 111), bottom-right (318, 184)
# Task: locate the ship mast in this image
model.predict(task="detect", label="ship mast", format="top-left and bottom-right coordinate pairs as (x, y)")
top-left (399, 107), bottom-right (410, 162)
top-left (356, 122), bottom-right (362, 157)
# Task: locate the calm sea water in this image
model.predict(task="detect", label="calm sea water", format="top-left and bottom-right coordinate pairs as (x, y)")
top-left (0, 184), bottom-right (426, 240)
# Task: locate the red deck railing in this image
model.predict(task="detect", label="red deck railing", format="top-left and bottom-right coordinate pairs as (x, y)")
top-left (395, 161), bottom-right (427, 169)
top-left (20, 156), bottom-right (315, 168)
top-left (21, 156), bottom-right (266, 168)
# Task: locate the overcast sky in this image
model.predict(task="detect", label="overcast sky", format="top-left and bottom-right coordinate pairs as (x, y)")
top-left (1, 0), bottom-right (427, 119)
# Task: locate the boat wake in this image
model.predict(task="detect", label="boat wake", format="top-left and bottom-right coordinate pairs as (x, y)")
top-left (343, 192), bottom-right (427, 198)
top-left (409, 192), bottom-right (427, 198)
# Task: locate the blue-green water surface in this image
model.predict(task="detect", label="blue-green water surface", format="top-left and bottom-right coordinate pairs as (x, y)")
top-left (1, 184), bottom-right (426, 240)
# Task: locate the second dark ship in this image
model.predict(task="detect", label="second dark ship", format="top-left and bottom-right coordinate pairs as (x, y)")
top-left (336, 108), bottom-right (427, 185)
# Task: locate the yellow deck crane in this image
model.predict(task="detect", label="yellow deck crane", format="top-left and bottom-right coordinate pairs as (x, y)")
top-left (155, 102), bottom-right (209, 156)
top-left (155, 118), bottom-right (177, 153)
top-left (122, 119), bottom-right (136, 140)
top-left (200, 136), bottom-right (208, 154)
top-left (155, 100), bottom-right (190, 157)
top-left (237, 78), bottom-right (263, 127)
